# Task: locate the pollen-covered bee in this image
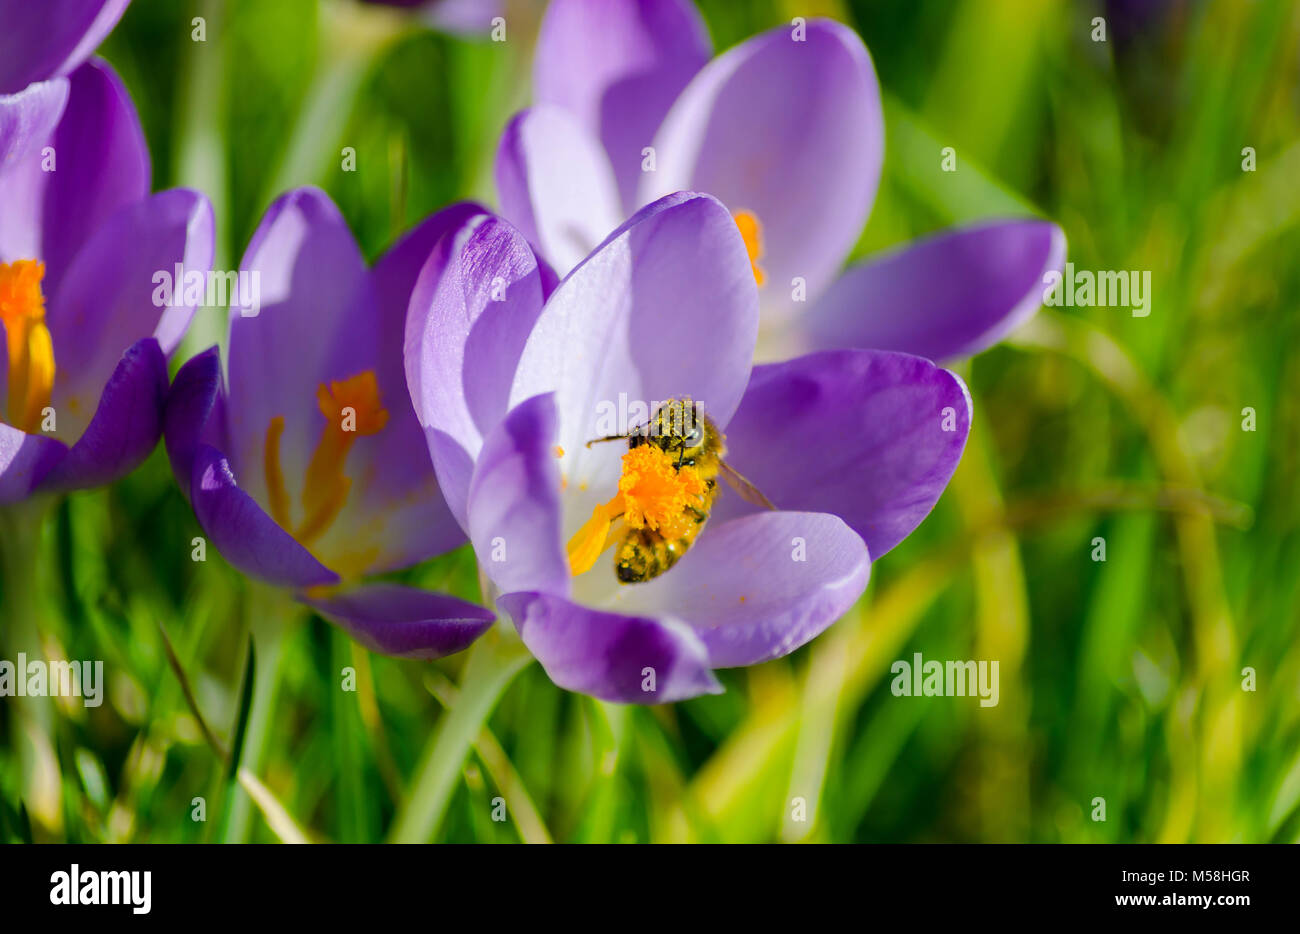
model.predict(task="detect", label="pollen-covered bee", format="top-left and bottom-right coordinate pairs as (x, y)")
top-left (581, 398), bottom-right (774, 584)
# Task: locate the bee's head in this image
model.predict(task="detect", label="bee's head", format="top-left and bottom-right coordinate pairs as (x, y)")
top-left (631, 399), bottom-right (709, 462)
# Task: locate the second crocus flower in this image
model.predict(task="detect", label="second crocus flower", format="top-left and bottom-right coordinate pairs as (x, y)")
top-left (498, 0), bottom-right (1065, 363)
top-left (165, 188), bottom-right (493, 658)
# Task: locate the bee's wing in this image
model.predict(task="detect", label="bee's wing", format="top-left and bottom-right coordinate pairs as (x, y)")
top-left (719, 460), bottom-right (776, 510)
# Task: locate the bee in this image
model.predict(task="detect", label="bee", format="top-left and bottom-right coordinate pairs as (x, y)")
top-left (587, 398), bottom-right (774, 583)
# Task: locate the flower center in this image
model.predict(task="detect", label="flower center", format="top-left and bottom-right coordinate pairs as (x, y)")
top-left (566, 443), bottom-right (707, 576)
top-left (263, 370), bottom-right (388, 546)
top-left (0, 259), bottom-right (56, 433)
top-left (733, 210), bottom-right (766, 287)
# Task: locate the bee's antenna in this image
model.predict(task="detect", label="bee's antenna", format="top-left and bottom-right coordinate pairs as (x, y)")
top-left (585, 434), bottom-right (629, 448)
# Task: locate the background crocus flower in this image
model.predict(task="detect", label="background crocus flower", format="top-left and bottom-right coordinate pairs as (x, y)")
top-left (497, 0), bottom-right (1065, 363)
top-left (406, 191), bottom-right (971, 703)
top-left (357, 0), bottom-right (504, 36)
top-left (0, 59), bottom-right (213, 503)
top-left (164, 187), bottom-right (493, 658)
top-left (0, 0), bottom-right (129, 168)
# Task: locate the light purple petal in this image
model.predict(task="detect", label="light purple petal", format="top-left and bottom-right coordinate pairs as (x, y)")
top-left (225, 188), bottom-right (369, 505)
top-left (0, 421), bottom-right (66, 504)
top-left (0, 78), bottom-right (68, 175)
top-left (189, 443), bottom-right (338, 589)
top-left (803, 220), bottom-right (1068, 361)
top-left (719, 349), bottom-right (970, 559)
top-left (36, 337), bottom-right (167, 493)
top-left (47, 188), bottom-right (213, 441)
top-left (0, 1), bottom-right (130, 93)
top-left (325, 203), bottom-right (485, 573)
top-left (405, 212), bottom-right (549, 528)
top-left (467, 394), bottom-right (568, 597)
top-left (497, 590), bottom-right (721, 704)
top-left (299, 584), bottom-right (494, 660)
top-left (423, 0), bottom-right (504, 36)
top-left (0, 61), bottom-right (150, 298)
top-left (495, 106), bottom-right (623, 276)
top-left (641, 19), bottom-right (882, 325)
top-left (533, 0), bottom-right (709, 210)
top-left (508, 192), bottom-right (757, 522)
top-left (607, 511), bottom-right (868, 668)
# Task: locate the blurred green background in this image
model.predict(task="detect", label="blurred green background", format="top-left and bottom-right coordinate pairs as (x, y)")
top-left (1, 0), bottom-right (1297, 843)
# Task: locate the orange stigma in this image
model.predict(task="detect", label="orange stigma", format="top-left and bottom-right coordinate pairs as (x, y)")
top-left (732, 210), bottom-right (766, 287)
top-left (263, 370), bottom-right (388, 546)
top-left (0, 260), bottom-right (55, 432)
top-left (566, 444), bottom-right (706, 576)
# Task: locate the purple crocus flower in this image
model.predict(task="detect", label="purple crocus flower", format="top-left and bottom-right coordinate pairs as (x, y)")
top-left (0, 58), bottom-right (213, 502)
top-left (164, 187), bottom-right (493, 658)
top-left (496, 0), bottom-right (1066, 362)
top-left (0, 0), bottom-right (129, 169)
top-left (405, 191), bottom-right (971, 703)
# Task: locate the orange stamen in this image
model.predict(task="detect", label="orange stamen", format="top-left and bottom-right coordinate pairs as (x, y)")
top-left (0, 260), bottom-right (56, 432)
top-left (263, 416), bottom-right (292, 528)
top-left (733, 210), bottom-right (766, 287)
top-left (261, 370), bottom-right (388, 547)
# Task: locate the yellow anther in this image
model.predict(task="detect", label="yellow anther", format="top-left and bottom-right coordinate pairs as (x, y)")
top-left (732, 210), bottom-right (766, 287)
top-left (0, 260), bottom-right (55, 432)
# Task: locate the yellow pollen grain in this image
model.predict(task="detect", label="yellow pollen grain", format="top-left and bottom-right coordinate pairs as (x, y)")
top-left (565, 444), bottom-right (706, 577)
top-left (616, 444), bottom-right (705, 536)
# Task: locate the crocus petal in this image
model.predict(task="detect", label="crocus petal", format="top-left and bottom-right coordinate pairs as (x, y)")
top-left (498, 590), bottom-right (721, 704)
top-left (467, 394), bottom-right (568, 597)
top-left (226, 187), bottom-right (369, 504)
top-left (641, 20), bottom-right (883, 325)
top-left (802, 220), bottom-right (1068, 361)
top-left (0, 78), bottom-right (68, 175)
top-left (47, 188), bottom-right (213, 441)
top-left (188, 443), bottom-right (338, 588)
top-left (533, 0), bottom-right (709, 210)
top-left (509, 192), bottom-right (757, 526)
top-left (0, 1), bottom-right (129, 93)
top-left (495, 106), bottom-right (623, 276)
top-left (0, 61), bottom-right (150, 298)
top-left (719, 349), bottom-right (971, 560)
top-left (36, 337), bottom-right (167, 493)
top-left (405, 213), bottom-right (550, 527)
top-left (0, 421), bottom-right (66, 504)
top-left (299, 584), bottom-right (494, 660)
top-left (608, 511), bottom-right (868, 668)
top-left (319, 203), bottom-right (486, 573)
top-left (163, 346), bottom-right (223, 502)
